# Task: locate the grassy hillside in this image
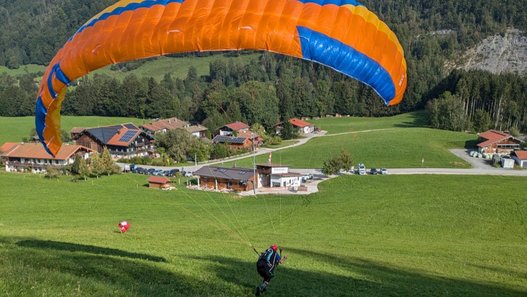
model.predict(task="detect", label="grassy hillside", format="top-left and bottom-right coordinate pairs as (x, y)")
top-left (0, 116), bottom-right (146, 144)
top-left (311, 111), bottom-right (428, 135)
top-left (0, 53), bottom-right (261, 81)
top-left (0, 172), bottom-right (525, 296)
top-left (226, 127), bottom-right (476, 169)
top-left (221, 111), bottom-right (476, 169)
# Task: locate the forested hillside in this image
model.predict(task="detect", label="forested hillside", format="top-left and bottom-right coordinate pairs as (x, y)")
top-left (0, 0), bottom-right (526, 133)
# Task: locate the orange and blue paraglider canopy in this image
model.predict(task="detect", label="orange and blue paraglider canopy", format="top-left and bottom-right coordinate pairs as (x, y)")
top-left (36, 0), bottom-right (407, 156)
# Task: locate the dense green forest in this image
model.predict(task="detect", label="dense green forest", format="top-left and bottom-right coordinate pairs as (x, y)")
top-left (0, 0), bottom-right (526, 133)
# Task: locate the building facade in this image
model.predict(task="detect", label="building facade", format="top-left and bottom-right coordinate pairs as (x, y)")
top-left (1, 142), bottom-right (92, 173)
top-left (194, 166), bottom-right (258, 191)
top-left (256, 164), bottom-right (303, 188)
top-left (477, 130), bottom-right (522, 154)
top-left (73, 124), bottom-right (154, 159)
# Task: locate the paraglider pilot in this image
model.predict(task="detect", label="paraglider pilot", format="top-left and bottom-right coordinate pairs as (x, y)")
top-left (255, 244), bottom-right (287, 296)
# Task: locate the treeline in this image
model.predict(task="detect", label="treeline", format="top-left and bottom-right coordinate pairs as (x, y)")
top-left (1, 56), bottom-right (527, 134)
top-left (60, 54), bottom-right (400, 132)
top-left (0, 73), bottom-right (38, 116)
top-left (427, 70), bottom-right (527, 134)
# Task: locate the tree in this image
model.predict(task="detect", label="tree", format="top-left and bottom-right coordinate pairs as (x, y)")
top-left (78, 157), bottom-right (90, 181)
top-left (156, 129), bottom-right (211, 163)
top-left (90, 153), bottom-right (105, 178)
top-left (339, 150), bottom-right (354, 171)
top-left (280, 121), bottom-right (298, 140)
top-left (322, 157), bottom-right (341, 176)
top-left (472, 109), bottom-right (492, 133)
top-left (426, 92), bottom-right (468, 131)
top-left (101, 147), bottom-right (120, 176)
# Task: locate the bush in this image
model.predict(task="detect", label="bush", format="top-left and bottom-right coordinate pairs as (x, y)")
top-left (211, 144), bottom-right (234, 159)
top-left (45, 166), bottom-right (60, 179)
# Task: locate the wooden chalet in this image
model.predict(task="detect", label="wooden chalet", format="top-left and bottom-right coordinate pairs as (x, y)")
top-left (477, 130), bottom-right (522, 154)
top-left (193, 166), bottom-right (258, 191)
top-left (212, 135), bottom-right (254, 150)
top-left (1, 142), bottom-right (92, 173)
top-left (74, 124), bottom-right (154, 159)
top-left (148, 176), bottom-right (172, 189)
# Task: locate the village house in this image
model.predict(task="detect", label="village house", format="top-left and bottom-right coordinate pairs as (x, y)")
top-left (511, 151), bottom-right (527, 168)
top-left (141, 117), bottom-right (208, 138)
top-left (215, 121), bottom-right (262, 150)
top-left (477, 130), bottom-right (522, 155)
top-left (0, 142), bottom-right (92, 173)
top-left (73, 124), bottom-right (154, 159)
top-left (219, 121), bottom-right (250, 136)
top-left (193, 166), bottom-right (258, 191)
top-left (275, 118), bottom-right (316, 135)
top-left (289, 118), bottom-right (315, 134)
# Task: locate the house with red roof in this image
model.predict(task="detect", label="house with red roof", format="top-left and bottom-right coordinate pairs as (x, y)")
top-left (141, 117), bottom-right (208, 138)
top-left (0, 142), bottom-right (92, 173)
top-left (289, 118), bottom-right (315, 134)
top-left (511, 151), bottom-right (527, 168)
top-left (219, 121), bottom-right (250, 136)
top-left (73, 123), bottom-right (154, 159)
top-left (275, 118), bottom-right (315, 135)
top-left (477, 130), bottom-right (522, 154)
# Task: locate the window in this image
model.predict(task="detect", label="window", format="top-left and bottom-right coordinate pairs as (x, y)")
top-left (227, 181), bottom-right (232, 189)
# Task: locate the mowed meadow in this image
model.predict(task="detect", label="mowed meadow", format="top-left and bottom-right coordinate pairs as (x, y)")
top-left (0, 172), bottom-right (526, 296)
top-left (226, 112), bottom-right (478, 169)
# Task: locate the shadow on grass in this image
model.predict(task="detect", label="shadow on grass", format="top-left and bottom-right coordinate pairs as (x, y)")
top-left (17, 239), bottom-right (167, 263)
top-left (3, 237), bottom-right (525, 297)
top-left (394, 111), bottom-right (428, 128)
top-left (3, 237), bottom-right (236, 297)
top-left (191, 247), bottom-right (527, 297)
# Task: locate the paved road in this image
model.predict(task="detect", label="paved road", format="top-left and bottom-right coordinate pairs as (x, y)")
top-left (120, 132), bottom-right (527, 177)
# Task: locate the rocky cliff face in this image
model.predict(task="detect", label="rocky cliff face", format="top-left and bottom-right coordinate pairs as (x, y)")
top-left (450, 29), bottom-right (527, 75)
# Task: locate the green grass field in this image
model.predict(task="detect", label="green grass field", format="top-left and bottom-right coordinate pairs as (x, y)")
top-left (311, 111), bottom-right (428, 134)
top-left (0, 116), bottom-right (146, 145)
top-left (1, 53), bottom-right (260, 81)
top-left (0, 64), bottom-right (45, 76)
top-left (0, 172), bottom-right (525, 296)
top-left (226, 127), bottom-right (477, 169)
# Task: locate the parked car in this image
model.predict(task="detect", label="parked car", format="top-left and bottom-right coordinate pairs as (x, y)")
top-left (183, 171), bottom-right (193, 177)
top-left (356, 163), bottom-right (366, 175)
top-left (369, 168), bottom-right (379, 175)
top-left (380, 168), bottom-right (388, 175)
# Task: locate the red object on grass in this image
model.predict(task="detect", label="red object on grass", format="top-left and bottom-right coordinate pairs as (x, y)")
top-left (119, 221), bottom-right (130, 233)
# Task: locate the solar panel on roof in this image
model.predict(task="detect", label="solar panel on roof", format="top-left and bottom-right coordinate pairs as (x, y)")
top-left (119, 130), bottom-right (137, 142)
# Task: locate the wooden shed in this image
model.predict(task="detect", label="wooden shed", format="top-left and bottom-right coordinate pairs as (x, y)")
top-left (148, 176), bottom-right (171, 189)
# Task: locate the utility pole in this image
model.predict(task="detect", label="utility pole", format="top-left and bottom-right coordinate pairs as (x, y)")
top-left (252, 132), bottom-right (257, 196)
